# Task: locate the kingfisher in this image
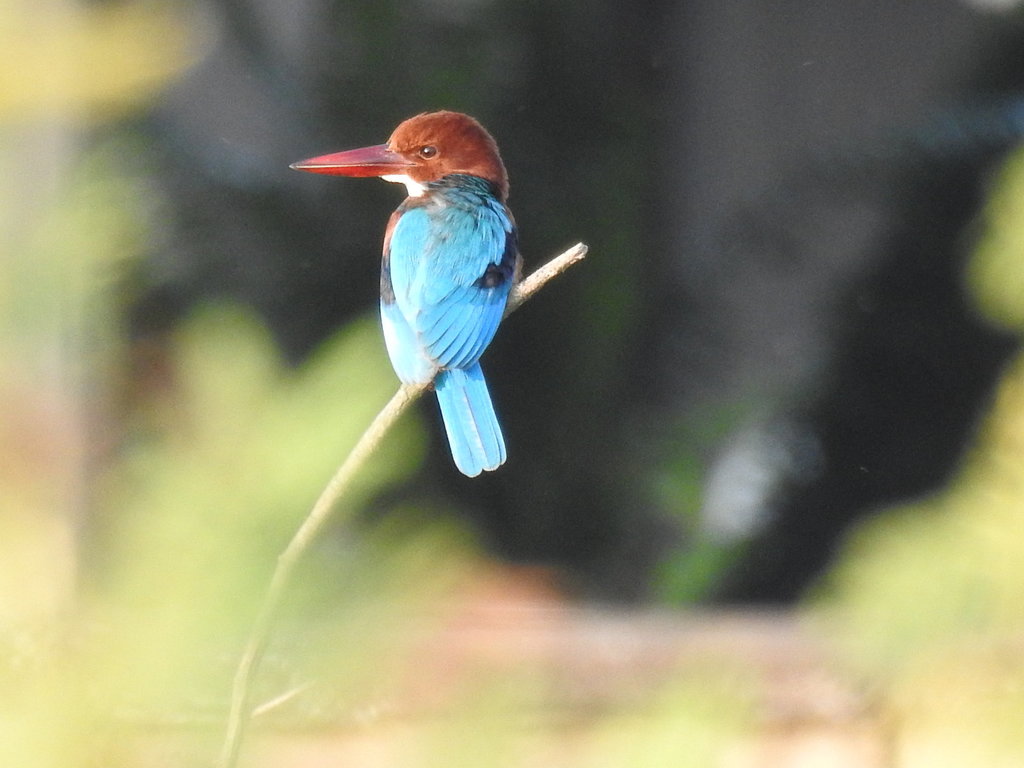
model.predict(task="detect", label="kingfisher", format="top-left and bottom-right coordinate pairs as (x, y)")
top-left (291, 111), bottom-right (520, 476)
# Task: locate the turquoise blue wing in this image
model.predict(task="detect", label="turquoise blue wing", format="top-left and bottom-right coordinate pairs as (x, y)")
top-left (387, 198), bottom-right (516, 371)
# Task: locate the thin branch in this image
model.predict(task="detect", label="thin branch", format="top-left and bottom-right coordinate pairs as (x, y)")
top-left (251, 682), bottom-right (314, 718)
top-left (216, 241), bottom-right (588, 768)
top-left (505, 241), bottom-right (588, 314)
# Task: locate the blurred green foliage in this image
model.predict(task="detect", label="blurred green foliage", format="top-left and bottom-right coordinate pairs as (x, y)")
top-left (8, 0), bottom-right (1024, 764)
top-left (815, 145), bottom-right (1024, 766)
top-left (0, 0), bottom-right (195, 122)
top-left (969, 147), bottom-right (1024, 334)
top-left (0, 3), bottom-right (753, 766)
top-left (582, 671), bottom-right (754, 768)
top-left (0, 130), bottom-right (450, 766)
top-left (652, 404), bottom-right (758, 603)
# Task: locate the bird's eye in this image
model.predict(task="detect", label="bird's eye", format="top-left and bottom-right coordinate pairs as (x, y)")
top-left (418, 145), bottom-right (438, 159)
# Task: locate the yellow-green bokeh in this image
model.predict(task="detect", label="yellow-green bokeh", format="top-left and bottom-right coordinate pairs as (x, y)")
top-left (815, 143), bottom-right (1024, 766)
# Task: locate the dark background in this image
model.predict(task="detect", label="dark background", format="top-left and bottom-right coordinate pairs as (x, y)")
top-left (118, 0), bottom-right (1024, 602)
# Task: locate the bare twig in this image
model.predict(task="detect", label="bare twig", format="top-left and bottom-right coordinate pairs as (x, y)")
top-left (251, 682), bottom-right (314, 719)
top-left (216, 242), bottom-right (588, 768)
top-left (505, 241), bottom-right (588, 313)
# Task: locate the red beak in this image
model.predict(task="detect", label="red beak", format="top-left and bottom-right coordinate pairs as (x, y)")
top-left (289, 144), bottom-right (415, 177)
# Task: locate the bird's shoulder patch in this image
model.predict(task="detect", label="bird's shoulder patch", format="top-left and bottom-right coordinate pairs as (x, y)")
top-left (474, 226), bottom-right (518, 290)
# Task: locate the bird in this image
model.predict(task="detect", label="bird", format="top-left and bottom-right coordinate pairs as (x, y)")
top-left (290, 111), bottom-right (520, 476)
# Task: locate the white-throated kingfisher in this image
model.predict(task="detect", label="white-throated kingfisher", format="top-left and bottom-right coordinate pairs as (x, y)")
top-left (291, 111), bottom-right (520, 476)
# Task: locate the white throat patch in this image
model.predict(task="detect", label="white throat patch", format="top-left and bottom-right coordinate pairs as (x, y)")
top-left (381, 174), bottom-right (427, 197)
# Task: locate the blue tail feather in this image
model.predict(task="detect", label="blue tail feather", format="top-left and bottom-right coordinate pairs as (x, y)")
top-left (434, 364), bottom-right (506, 477)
